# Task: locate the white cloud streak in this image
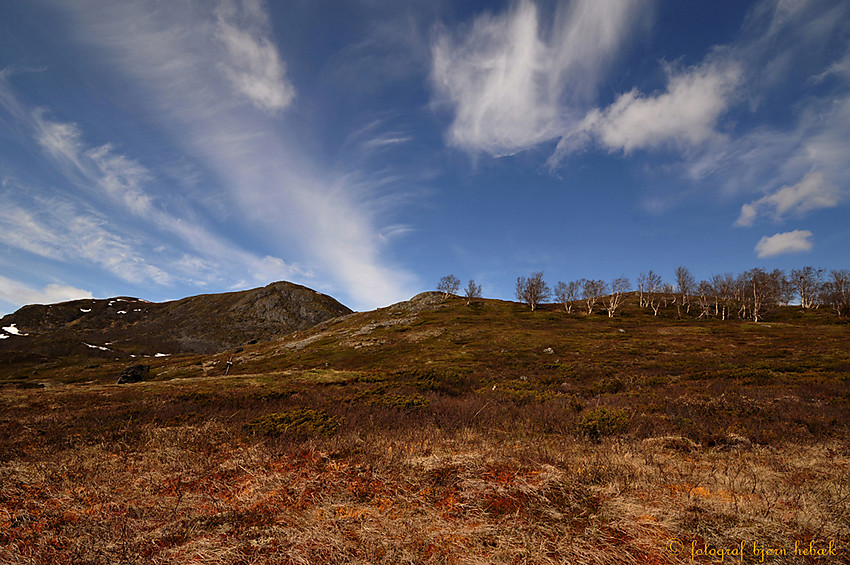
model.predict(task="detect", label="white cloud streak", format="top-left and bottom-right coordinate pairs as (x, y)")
top-left (214, 0), bottom-right (295, 113)
top-left (431, 0), bottom-right (647, 156)
top-left (0, 275), bottom-right (92, 309)
top-left (687, 90), bottom-right (850, 230)
top-left (0, 71), bottom-right (304, 290)
top-left (736, 171), bottom-right (840, 226)
top-left (564, 0), bottom-right (850, 223)
top-left (557, 59), bottom-right (742, 157)
top-left (0, 192), bottom-right (172, 285)
top-left (755, 229), bottom-right (814, 257)
top-left (31, 111), bottom-right (157, 217)
top-left (54, 0), bottom-right (417, 308)
top-left (432, 0), bottom-right (850, 237)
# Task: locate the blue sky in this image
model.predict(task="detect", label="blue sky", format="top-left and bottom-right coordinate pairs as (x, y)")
top-left (1, 0), bottom-right (848, 314)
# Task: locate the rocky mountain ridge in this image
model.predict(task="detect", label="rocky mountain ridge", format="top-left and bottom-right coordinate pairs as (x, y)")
top-left (0, 281), bottom-right (351, 372)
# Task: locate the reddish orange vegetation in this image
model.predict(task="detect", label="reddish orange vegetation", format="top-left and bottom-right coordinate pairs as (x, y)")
top-left (1, 297), bottom-right (849, 563)
top-left (1, 403), bottom-right (847, 564)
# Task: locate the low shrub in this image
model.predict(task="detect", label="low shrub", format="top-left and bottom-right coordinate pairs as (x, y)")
top-left (577, 407), bottom-right (630, 439)
top-left (367, 393), bottom-right (428, 410)
top-left (396, 368), bottom-right (477, 397)
top-left (246, 409), bottom-right (339, 437)
top-left (591, 377), bottom-right (625, 395)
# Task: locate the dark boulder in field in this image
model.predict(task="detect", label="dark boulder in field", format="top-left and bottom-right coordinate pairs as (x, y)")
top-left (117, 364), bottom-right (150, 384)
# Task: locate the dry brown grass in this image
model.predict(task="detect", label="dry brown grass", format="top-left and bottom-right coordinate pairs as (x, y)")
top-left (1, 378), bottom-right (848, 564)
top-left (2, 297), bottom-right (849, 563)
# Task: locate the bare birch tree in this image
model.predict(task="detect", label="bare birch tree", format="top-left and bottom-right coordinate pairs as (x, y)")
top-left (605, 276), bottom-right (630, 317)
top-left (661, 283), bottom-right (675, 309)
top-left (790, 266), bottom-right (824, 309)
top-left (516, 272), bottom-right (550, 311)
top-left (554, 280), bottom-right (581, 313)
top-left (582, 279), bottom-right (607, 315)
top-left (822, 269), bottom-right (850, 318)
top-left (711, 273), bottom-right (735, 320)
top-left (464, 279), bottom-right (482, 306)
top-left (696, 280), bottom-right (714, 319)
top-left (636, 272), bottom-right (649, 308)
top-left (777, 273), bottom-right (794, 306)
top-left (645, 271), bottom-right (664, 317)
top-left (437, 275), bottom-right (460, 299)
top-left (741, 268), bottom-right (782, 322)
top-left (674, 265), bottom-right (695, 318)
top-left (735, 273), bottom-right (749, 320)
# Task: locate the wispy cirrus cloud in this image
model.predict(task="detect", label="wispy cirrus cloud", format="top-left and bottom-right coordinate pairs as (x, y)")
top-left (214, 0), bottom-right (295, 113)
top-left (684, 0), bottom-right (850, 189)
top-left (755, 229), bottom-right (814, 258)
top-left (32, 111), bottom-right (155, 216)
top-left (0, 69), bottom-right (305, 292)
top-left (360, 133), bottom-right (413, 153)
top-left (430, 0), bottom-right (746, 165)
top-left (687, 90), bottom-right (850, 232)
top-left (0, 191), bottom-right (172, 285)
top-left (686, 96), bottom-right (850, 197)
top-left (53, 0), bottom-right (418, 308)
top-left (340, 117), bottom-right (417, 160)
top-left (814, 52), bottom-right (850, 83)
top-left (430, 0), bottom-right (649, 156)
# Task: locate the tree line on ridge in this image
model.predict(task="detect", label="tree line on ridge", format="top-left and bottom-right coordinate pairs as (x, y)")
top-left (437, 266), bottom-right (850, 322)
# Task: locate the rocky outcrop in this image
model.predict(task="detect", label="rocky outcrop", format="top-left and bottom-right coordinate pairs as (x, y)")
top-left (117, 364), bottom-right (150, 384)
top-left (389, 292), bottom-right (446, 313)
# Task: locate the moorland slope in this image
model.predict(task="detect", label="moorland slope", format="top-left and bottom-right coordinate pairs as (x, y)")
top-left (1, 291), bottom-right (848, 563)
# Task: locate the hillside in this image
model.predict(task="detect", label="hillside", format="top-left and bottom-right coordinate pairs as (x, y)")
top-left (1, 292), bottom-right (848, 563)
top-left (0, 281), bottom-right (351, 377)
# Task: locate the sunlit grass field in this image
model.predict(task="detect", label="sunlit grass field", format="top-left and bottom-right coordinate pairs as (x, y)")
top-left (2, 295), bottom-right (848, 563)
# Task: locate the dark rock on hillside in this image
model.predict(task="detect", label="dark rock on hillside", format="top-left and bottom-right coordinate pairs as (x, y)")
top-left (117, 364), bottom-right (150, 384)
top-left (0, 281), bottom-right (352, 370)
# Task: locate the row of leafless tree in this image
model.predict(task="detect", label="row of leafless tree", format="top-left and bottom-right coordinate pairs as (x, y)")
top-left (439, 266), bottom-right (850, 321)
top-left (634, 266), bottom-right (850, 322)
top-left (516, 273), bottom-right (630, 318)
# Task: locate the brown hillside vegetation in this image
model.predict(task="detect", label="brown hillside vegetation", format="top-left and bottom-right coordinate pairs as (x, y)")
top-left (1, 292), bottom-right (849, 563)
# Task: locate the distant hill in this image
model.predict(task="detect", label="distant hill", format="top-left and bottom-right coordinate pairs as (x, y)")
top-left (3, 288), bottom-right (846, 385)
top-left (0, 281), bottom-right (352, 372)
top-left (186, 290), bottom-right (849, 385)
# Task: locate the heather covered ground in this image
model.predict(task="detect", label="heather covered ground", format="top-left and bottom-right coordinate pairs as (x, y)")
top-left (2, 295), bottom-right (848, 563)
